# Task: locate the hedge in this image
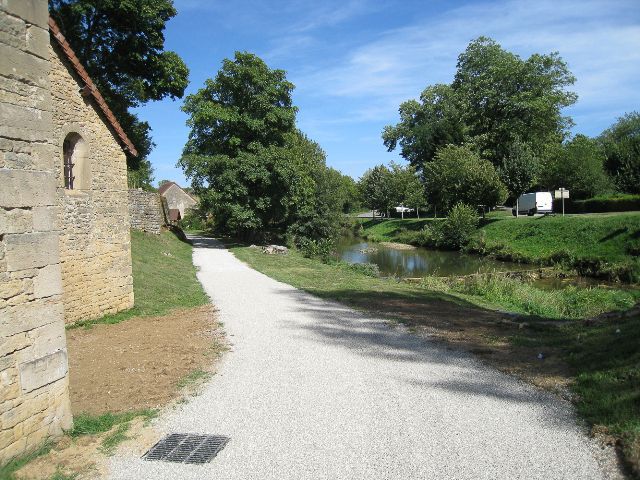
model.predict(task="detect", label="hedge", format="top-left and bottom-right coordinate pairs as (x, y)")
top-left (554, 194), bottom-right (640, 214)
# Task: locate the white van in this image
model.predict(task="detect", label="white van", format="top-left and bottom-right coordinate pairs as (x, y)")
top-left (512, 192), bottom-right (553, 216)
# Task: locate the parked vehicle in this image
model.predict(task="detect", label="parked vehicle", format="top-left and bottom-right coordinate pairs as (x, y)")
top-left (512, 192), bottom-right (553, 216)
top-left (394, 206), bottom-right (414, 213)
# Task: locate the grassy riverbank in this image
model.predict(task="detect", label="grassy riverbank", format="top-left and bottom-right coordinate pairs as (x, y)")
top-left (231, 245), bottom-right (640, 475)
top-left (358, 212), bottom-right (640, 282)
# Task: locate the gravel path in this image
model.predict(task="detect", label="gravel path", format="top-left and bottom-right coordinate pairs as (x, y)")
top-left (109, 237), bottom-right (615, 479)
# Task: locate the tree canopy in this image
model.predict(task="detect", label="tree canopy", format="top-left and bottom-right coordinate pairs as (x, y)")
top-left (542, 135), bottom-right (612, 200)
top-left (50, 0), bottom-right (190, 187)
top-left (423, 145), bottom-right (507, 212)
top-left (382, 84), bottom-right (466, 172)
top-left (453, 37), bottom-right (577, 163)
top-left (383, 37), bottom-right (577, 172)
top-left (499, 139), bottom-right (539, 206)
top-left (180, 52), bottom-right (343, 241)
top-left (359, 165), bottom-right (395, 217)
top-left (599, 112), bottom-right (640, 194)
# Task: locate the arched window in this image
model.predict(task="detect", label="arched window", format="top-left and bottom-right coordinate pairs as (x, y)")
top-left (62, 133), bottom-right (88, 190)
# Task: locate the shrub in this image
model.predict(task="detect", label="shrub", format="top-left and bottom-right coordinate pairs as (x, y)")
top-left (178, 209), bottom-right (208, 231)
top-left (438, 203), bottom-right (479, 249)
top-left (343, 262), bottom-right (380, 277)
top-left (298, 238), bottom-right (336, 263)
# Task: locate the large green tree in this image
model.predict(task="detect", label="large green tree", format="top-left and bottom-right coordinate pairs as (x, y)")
top-left (384, 37), bottom-right (577, 171)
top-left (423, 145), bottom-right (507, 213)
top-left (499, 139), bottom-right (539, 216)
top-left (50, 0), bottom-right (190, 187)
top-left (389, 162), bottom-right (426, 218)
top-left (382, 84), bottom-right (467, 172)
top-left (180, 52), bottom-right (340, 241)
top-left (359, 165), bottom-right (395, 218)
top-left (599, 112), bottom-right (640, 194)
top-left (454, 37), bottom-right (577, 164)
top-left (542, 135), bottom-right (612, 200)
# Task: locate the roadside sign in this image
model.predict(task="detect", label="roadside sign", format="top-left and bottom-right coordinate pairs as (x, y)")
top-left (556, 188), bottom-right (569, 217)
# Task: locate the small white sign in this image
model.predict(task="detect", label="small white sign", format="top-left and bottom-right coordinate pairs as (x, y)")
top-left (554, 189), bottom-right (570, 199)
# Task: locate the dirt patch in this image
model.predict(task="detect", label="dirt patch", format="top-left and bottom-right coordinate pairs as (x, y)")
top-left (379, 241), bottom-right (416, 250)
top-left (66, 305), bottom-right (225, 414)
top-left (15, 305), bottom-right (225, 479)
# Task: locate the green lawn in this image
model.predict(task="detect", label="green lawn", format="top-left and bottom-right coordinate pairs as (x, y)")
top-left (231, 245), bottom-right (640, 476)
top-left (473, 213), bottom-right (640, 281)
top-left (70, 230), bottom-right (209, 328)
top-left (358, 217), bottom-right (433, 243)
top-left (475, 212), bottom-right (640, 262)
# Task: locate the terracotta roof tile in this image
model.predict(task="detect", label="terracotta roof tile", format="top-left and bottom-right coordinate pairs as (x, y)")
top-left (48, 17), bottom-right (138, 157)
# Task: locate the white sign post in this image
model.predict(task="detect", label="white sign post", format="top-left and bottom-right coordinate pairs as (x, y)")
top-left (555, 188), bottom-right (570, 216)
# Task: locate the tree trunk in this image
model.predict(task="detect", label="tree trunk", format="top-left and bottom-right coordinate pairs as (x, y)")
top-left (416, 207), bottom-right (420, 219)
top-left (516, 198), bottom-right (519, 218)
top-left (401, 209), bottom-right (404, 219)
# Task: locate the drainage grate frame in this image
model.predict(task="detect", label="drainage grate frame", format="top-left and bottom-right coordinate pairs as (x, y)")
top-left (143, 434), bottom-right (230, 464)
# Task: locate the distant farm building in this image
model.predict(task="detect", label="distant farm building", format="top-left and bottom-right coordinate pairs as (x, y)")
top-left (159, 181), bottom-right (198, 218)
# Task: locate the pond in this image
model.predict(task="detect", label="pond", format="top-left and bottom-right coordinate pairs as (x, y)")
top-left (336, 238), bottom-right (528, 278)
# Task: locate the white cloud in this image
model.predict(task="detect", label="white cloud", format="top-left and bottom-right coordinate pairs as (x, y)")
top-left (292, 0), bottom-right (640, 132)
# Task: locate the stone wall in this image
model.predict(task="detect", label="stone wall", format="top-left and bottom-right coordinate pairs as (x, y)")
top-left (49, 38), bottom-right (134, 324)
top-left (0, 0), bottom-right (73, 463)
top-left (128, 189), bottom-right (166, 234)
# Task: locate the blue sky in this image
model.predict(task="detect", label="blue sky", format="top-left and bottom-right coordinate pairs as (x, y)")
top-left (134, 0), bottom-right (640, 186)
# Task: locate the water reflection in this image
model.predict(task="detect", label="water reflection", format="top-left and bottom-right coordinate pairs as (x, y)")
top-left (337, 240), bottom-right (526, 278)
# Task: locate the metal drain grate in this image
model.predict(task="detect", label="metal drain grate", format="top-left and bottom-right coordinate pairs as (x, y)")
top-left (143, 434), bottom-right (230, 464)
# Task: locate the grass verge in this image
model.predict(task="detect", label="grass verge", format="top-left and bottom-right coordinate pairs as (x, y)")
top-left (69, 230), bottom-right (209, 328)
top-left (231, 245), bottom-right (640, 476)
top-left (70, 410), bottom-right (157, 456)
top-left (176, 369), bottom-right (210, 389)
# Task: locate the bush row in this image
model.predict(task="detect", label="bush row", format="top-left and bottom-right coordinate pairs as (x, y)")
top-left (555, 194), bottom-right (640, 214)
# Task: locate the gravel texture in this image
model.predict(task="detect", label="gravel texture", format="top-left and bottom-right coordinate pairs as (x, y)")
top-left (109, 237), bottom-right (615, 479)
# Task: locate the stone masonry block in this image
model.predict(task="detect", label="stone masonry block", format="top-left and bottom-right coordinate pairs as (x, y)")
top-left (0, 331), bottom-right (28, 358)
top-left (0, 277), bottom-right (22, 299)
top-left (0, 9), bottom-right (25, 48)
top-left (33, 264), bottom-right (62, 298)
top-left (26, 321), bottom-right (66, 359)
top-left (0, 170), bottom-right (56, 208)
top-left (29, 142), bottom-right (56, 171)
top-left (32, 206), bottom-right (56, 232)
top-left (5, 231), bottom-right (58, 270)
top-left (0, 207), bottom-right (32, 234)
top-left (25, 24), bottom-right (48, 59)
top-left (0, 0), bottom-right (49, 29)
top-left (0, 298), bottom-right (62, 337)
top-left (0, 102), bottom-right (52, 141)
top-left (0, 43), bottom-right (49, 88)
top-left (18, 349), bottom-right (68, 393)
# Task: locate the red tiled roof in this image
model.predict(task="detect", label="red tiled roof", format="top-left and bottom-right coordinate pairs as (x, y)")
top-left (48, 17), bottom-right (138, 157)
